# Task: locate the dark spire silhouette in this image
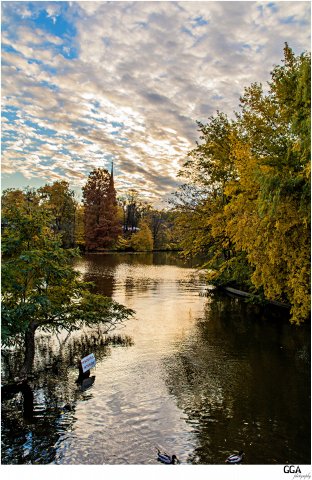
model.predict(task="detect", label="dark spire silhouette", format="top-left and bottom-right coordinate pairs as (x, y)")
top-left (109, 161), bottom-right (114, 190)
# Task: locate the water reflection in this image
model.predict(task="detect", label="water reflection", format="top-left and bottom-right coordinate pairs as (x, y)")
top-left (2, 253), bottom-right (310, 465)
top-left (75, 252), bottom-right (198, 298)
top-left (163, 292), bottom-right (311, 464)
top-left (1, 330), bottom-right (133, 464)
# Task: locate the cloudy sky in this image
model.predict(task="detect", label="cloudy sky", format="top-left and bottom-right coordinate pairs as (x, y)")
top-left (1, 1), bottom-right (310, 205)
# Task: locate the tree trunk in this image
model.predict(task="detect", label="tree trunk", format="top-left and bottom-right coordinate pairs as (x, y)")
top-left (19, 322), bottom-right (38, 378)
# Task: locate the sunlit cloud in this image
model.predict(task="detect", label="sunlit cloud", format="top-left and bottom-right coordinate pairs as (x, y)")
top-left (1, 1), bottom-right (310, 205)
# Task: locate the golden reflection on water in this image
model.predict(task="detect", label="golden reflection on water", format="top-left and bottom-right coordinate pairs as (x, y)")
top-left (2, 253), bottom-right (310, 465)
top-left (64, 255), bottom-right (209, 464)
top-left (77, 258), bottom-right (207, 352)
top-left (65, 254), bottom-right (310, 465)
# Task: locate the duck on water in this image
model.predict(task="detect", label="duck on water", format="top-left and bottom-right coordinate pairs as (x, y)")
top-left (156, 449), bottom-right (180, 464)
top-left (225, 451), bottom-right (245, 464)
top-left (156, 447), bottom-right (244, 464)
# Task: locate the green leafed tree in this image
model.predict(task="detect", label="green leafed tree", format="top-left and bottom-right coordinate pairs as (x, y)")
top-left (1, 188), bottom-right (134, 378)
top-left (38, 181), bottom-right (77, 248)
top-left (143, 208), bottom-right (177, 250)
top-left (74, 203), bottom-right (85, 248)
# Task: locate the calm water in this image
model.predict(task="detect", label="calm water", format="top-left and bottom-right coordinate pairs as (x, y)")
top-left (1, 252), bottom-right (310, 465)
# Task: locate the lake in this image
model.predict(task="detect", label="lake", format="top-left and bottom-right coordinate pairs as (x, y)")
top-left (1, 252), bottom-right (310, 465)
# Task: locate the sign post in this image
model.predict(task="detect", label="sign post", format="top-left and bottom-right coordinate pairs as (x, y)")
top-left (77, 353), bottom-right (96, 383)
top-left (80, 353), bottom-right (96, 373)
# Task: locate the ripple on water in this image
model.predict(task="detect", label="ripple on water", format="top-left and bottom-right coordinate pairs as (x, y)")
top-left (2, 254), bottom-right (310, 465)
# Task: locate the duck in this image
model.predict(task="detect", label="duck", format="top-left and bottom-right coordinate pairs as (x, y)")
top-left (225, 450), bottom-right (244, 464)
top-left (61, 403), bottom-right (74, 413)
top-left (157, 448), bottom-right (180, 464)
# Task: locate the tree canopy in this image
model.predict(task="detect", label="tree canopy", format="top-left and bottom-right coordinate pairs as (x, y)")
top-left (130, 220), bottom-right (154, 251)
top-left (174, 44), bottom-right (310, 324)
top-left (38, 181), bottom-right (76, 248)
top-left (1, 187), bottom-right (134, 377)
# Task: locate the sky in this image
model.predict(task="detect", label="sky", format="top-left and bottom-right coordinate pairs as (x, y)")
top-left (1, 1), bottom-right (311, 206)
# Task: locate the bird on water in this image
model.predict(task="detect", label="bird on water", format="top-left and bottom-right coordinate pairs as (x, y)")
top-left (225, 450), bottom-right (245, 464)
top-left (156, 448), bottom-right (180, 464)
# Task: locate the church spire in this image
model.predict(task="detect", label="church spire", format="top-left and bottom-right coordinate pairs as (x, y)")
top-left (109, 161), bottom-right (115, 191)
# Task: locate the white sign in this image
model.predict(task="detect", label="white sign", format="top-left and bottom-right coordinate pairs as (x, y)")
top-left (81, 353), bottom-right (96, 373)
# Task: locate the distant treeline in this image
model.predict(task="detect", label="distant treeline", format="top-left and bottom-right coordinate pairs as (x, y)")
top-left (1, 175), bottom-right (179, 254)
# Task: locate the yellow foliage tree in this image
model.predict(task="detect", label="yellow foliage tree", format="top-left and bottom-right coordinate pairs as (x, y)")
top-left (224, 45), bottom-right (311, 323)
top-left (130, 220), bottom-right (154, 251)
top-left (174, 44), bottom-right (310, 324)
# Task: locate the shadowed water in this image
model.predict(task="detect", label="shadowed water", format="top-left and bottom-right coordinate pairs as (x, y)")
top-left (1, 252), bottom-right (310, 464)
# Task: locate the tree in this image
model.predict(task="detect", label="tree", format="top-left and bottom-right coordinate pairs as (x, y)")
top-left (130, 220), bottom-right (154, 251)
top-left (82, 167), bottom-right (121, 250)
top-left (147, 208), bottom-right (175, 250)
top-left (74, 204), bottom-right (85, 248)
top-left (118, 189), bottom-right (152, 234)
top-left (174, 44), bottom-right (310, 323)
top-left (224, 44), bottom-right (311, 323)
top-left (173, 113), bottom-right (251, 285)
top-left (38, 181), bottom-right (76, 248)
top-left (1, 188), bottom-right (134, 378)
top-left (2, 188), bottom-right (48, 254)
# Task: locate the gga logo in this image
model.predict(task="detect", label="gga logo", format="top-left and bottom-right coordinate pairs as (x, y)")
top-left (284, 465), bottom-right (302, 474)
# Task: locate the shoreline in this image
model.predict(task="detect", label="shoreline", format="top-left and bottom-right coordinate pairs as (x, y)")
top-left (219, 285), bottom-right (291, 310)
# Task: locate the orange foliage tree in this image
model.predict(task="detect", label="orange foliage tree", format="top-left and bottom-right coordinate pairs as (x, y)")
top-left (82, 167), bottom-right (121, 251)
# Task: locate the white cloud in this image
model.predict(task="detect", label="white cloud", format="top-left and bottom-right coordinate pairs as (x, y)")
top-left (1, 1), bottom-right (311, 204)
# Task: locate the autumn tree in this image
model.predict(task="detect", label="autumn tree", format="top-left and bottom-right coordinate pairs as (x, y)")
top-left (224, 44), bottom-right (311, 323)
top-left (173, 112), bottom-right (252, 284)
top-left (174, 44), bottom-right (310, 323)
top-left (82, 167), bottom-right (121, 251)
top-left (130, 220), bottom-right (154, 251)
